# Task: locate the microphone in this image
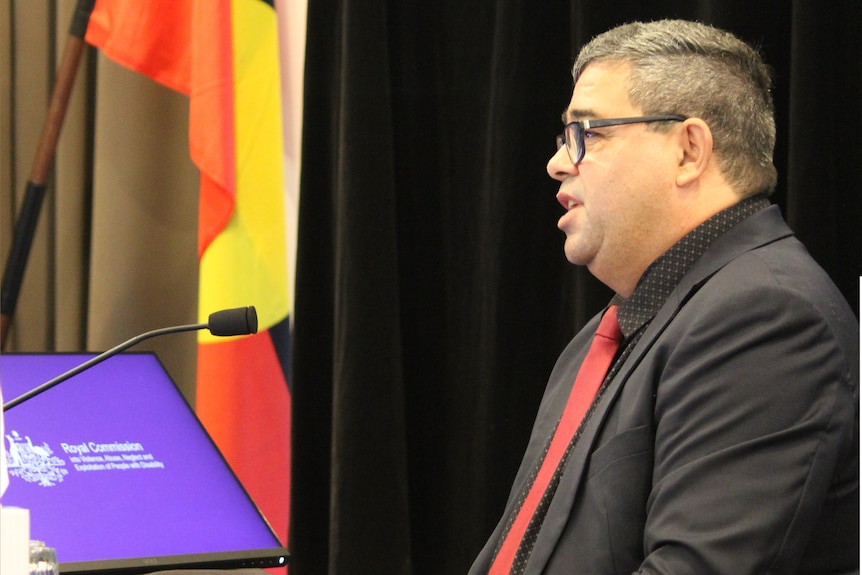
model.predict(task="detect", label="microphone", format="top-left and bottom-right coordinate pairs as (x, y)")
top-left (2, 306), bottom-right (258, 411)
top-left (207, 305), bottom-right (258, 336)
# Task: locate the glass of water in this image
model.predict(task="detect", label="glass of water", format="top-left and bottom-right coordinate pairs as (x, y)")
top-left (29, 540), bottom-right (59, 575)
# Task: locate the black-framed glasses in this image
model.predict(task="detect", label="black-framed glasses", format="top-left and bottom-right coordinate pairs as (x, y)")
top-left (555, 115), bottom-right (687, 165)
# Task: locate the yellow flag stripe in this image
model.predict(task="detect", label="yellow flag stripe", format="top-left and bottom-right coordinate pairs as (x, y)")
top-left (198, 0), bottom-right (289, 341)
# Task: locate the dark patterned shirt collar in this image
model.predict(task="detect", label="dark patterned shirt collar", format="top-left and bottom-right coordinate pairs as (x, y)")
top-left (613, 195), bottom-right (771, 338)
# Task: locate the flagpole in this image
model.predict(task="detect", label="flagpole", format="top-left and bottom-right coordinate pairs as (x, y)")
top-left (0, 0), bottom-right (95, 348)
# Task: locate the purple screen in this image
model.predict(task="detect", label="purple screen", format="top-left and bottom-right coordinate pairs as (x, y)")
top-left (1, 353), bottom-right (285, 569)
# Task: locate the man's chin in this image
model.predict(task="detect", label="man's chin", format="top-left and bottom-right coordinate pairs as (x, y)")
top-left (562, 241), bottom-right (593, 267)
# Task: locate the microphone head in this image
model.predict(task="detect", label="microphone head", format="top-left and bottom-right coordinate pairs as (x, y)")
top-left (207, 306), bottom-right (258, 336)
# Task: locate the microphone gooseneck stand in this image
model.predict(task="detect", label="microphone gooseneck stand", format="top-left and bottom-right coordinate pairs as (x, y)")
top-left (2, 306), bottom-right (257, 412)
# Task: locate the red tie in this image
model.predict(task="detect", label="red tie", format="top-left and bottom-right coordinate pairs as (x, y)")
top-left (489, 305), bottom-right (623, 575)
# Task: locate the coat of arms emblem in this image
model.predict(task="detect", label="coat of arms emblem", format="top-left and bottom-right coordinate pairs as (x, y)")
top-left (4, 430), bottom-right (68, 487)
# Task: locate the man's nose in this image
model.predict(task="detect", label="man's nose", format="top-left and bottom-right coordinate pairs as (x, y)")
top-left (547, 145), bottom-right (578, 181)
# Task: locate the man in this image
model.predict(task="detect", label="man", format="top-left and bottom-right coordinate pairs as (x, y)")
top-left (469, 20), bottom-right (858, 575)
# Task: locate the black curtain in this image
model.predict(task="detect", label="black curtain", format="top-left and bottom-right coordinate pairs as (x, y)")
top-left (291, 1), bottom-right (861, 574)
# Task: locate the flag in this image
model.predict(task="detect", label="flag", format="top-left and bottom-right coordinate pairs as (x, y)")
top-left (84, 0), bottom-right (292, 545)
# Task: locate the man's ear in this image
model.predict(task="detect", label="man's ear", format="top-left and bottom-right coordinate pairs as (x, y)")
top-left (676, 118), bottom-right (713, 188)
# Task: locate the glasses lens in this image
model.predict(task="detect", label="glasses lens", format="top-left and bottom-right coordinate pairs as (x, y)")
top-left (565, 123), bottom-right (583, 165)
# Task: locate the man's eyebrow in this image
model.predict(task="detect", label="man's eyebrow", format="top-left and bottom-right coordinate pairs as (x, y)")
top-left (561, 108), bottom-right (596, 124)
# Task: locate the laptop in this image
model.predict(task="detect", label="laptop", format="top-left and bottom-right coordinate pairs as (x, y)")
top-left (1, 352), bottom-right (289, 574)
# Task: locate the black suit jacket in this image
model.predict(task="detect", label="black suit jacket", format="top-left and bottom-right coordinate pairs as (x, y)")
top-left (470, 206), bottom-right (859, 574)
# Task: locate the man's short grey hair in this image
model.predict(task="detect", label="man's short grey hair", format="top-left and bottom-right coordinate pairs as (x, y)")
top-left (574, 20), bottom-right (777, 197)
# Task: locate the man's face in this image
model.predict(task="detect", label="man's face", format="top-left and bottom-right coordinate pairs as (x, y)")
top-left (547, 62), bottom-right (680, 296)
